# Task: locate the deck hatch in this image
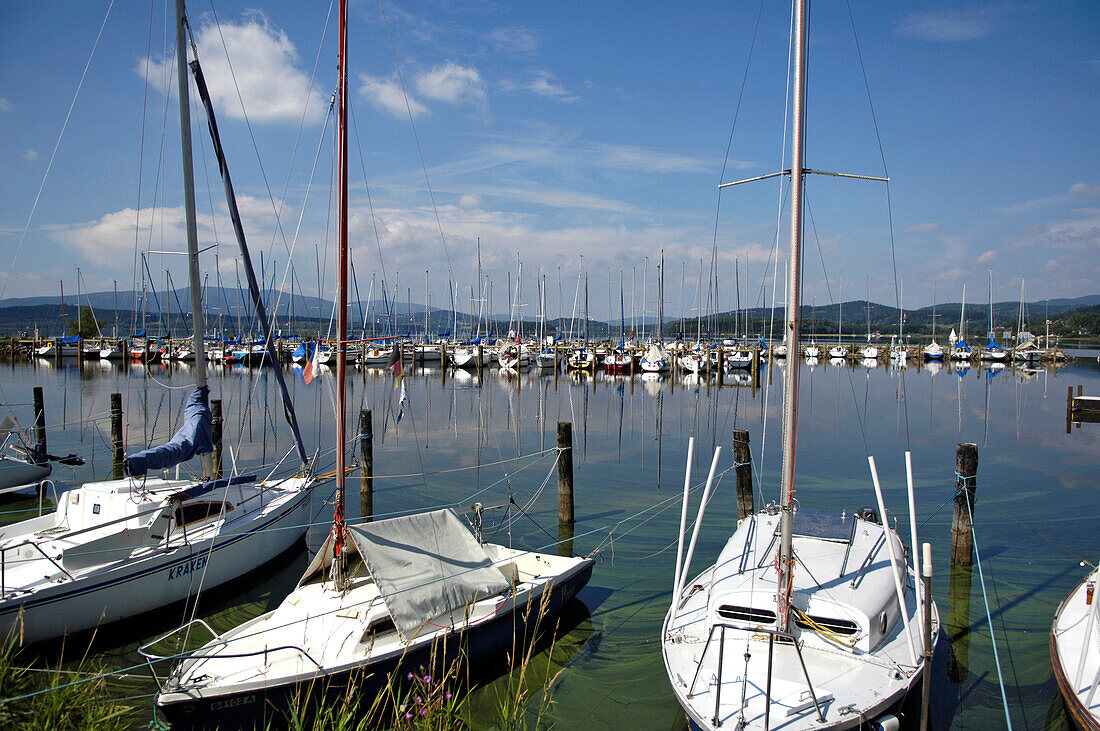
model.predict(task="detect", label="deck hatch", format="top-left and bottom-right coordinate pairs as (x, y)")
top-left (716, 605), bottom-right (777, 624)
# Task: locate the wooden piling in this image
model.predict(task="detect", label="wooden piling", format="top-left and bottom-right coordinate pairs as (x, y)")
top-left (951, 442), bottom-right (978, 566)
top-left (733, 429), bottom-right (754, 520)
top-left (211, 399), bottom-right (223, 479)
top-left (558, 519), bottom-right (575, 558)
top-left (476, 343), bottom-right (484, 375)
top-left (110, 392), bottom-right (124, 478)
top-left (557, 421), bottom-right (574, 524)
top-left (946, 562), bottom-right (973, 684)
top-left (716, 347), bottom-right (725, 386)
top-left (32, 386), bottom-right (46, 456)
top-left (359, 409), bottom-right (373, 496)
top-left (1068, 386), bottom-right (1075, 433)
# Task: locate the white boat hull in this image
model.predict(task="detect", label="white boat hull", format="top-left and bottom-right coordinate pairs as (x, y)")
top-left (0, 477), bottom-right (312, 645)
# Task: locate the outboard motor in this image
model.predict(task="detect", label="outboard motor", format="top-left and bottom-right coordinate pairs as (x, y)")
top-left (856, 506), bottom-right (880, 524)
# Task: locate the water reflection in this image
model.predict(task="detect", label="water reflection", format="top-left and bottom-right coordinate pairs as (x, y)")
top-left (0, 353), bottom-right (1095, 728)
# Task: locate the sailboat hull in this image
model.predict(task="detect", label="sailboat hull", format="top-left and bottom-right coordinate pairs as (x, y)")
top-left (0, 480), bottom-right (312, 645)
top-left (1050, 567), bottom-right (1100, 730)
top-left (155, 558), bottom-right (593, 730)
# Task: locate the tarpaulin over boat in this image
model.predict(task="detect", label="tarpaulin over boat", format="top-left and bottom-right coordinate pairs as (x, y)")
top-left (124, 386), bottom-right (212, 477)
top-left (302, 509), bottom-right (511, 639)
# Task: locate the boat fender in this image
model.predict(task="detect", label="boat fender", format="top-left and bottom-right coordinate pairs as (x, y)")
top-left (870, 714), bottom-right (899, 731)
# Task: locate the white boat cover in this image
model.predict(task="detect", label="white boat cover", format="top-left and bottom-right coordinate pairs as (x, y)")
top-left (303, 509), bottom-right (511, 639)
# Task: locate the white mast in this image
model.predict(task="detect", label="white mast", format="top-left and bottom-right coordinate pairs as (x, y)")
top-left (776, 0), bottom-right (808, 632)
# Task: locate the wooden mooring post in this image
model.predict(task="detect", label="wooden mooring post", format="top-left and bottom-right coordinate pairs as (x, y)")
top-left (211, 399), bottom-right (223, 479)
top-left (951, 443), bottom-right (978, 565)
top-left (32, 386), bottom-right (47, 457)
top-left (557, 421), bottom-right (574, 524)
top-left (110, 392), bottom-right (124, 478)
top-left (359, 408), bottom-right (374, 521)
top-left (557, 421), bottom-right (575, 557)
top-left (733, 429), bottom-right (754, 520)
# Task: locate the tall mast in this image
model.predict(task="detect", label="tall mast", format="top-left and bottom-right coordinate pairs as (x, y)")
top-left (175, 0), bottom-right (212, 475)
top-left (776, 0), bottom-right (808, 633)
top-left (334, 0), bottom-right (349, 541)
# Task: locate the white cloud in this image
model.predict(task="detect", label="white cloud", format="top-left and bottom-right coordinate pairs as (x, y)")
top-left (897, 8), bottom-right (1006, 42)
top-left (597, 144), bottom-right (712, 174)
top-left (22, 149), bottom-right (38, 162)
top-left (0, 98), bottom-right (13, 112)
top-left (975, 249), bottom-right (997, 264)
top-left (1068, 182), bottom-right (1100, 197)
top-left (485, 27), bottom-right (540, 56)
top-left (415, 63), bottom-right (486, 106)
top-left (526, 72), bottom-right (577, 102)
top-left (359, 74), bottom-right (428, 119)
top-left (904, 222), bottom-right (940, 233)
top-left (501, 71), bottom-right (577, 102)
top-left (136, 11), bottom-right (324, 125)
top-left (45, 196), bottom-right (280, 264)
top-left (458, 194), bottom-right (481, 210)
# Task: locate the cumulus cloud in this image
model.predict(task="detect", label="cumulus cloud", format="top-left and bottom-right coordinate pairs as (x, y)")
top-left (22, 149), bottom-right (38, 162)
top-left (458, 194), bottom-right (482, 210)
top-left (415, 63), bottom-right (486, 105)
top-left (975, 249), bottom-right (997, 264)
top-left (45, 196), bottom-right (279, 263)
top-left (0, 98), bottom-right (13, 112)
top-left (359, 74), bottom-right (428, 119)
top-left (137, 11), bottom-right (324, 125)
top-left (897, 7), bottom-right (1006, 42)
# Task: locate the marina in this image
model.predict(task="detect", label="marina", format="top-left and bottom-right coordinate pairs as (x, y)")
top-left (2, 0), bottom-right (1098, 728)
top-left (0, 349), bottom-right (1097, 727)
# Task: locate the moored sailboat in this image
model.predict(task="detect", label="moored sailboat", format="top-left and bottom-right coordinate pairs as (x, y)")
top-left (661, 3), bottom-right (937, 727)
top-left (0, 0), bottom-right (314, 645)
top-left (152, 4), bottom-right (593, 725)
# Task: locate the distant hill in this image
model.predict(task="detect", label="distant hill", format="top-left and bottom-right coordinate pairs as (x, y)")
top-left (3, 290), bottom-right (1099, 339)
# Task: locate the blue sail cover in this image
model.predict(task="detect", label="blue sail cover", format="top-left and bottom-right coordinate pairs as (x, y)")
top-left (58, 335), bottom-right (81, 344)
top-left (986, 334), bottom-right (1004, 350)
top-left (124, 386), bottom-right (213, 477)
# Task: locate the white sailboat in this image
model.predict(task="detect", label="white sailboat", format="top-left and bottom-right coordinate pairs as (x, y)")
top-left (0, 0), bottom-right (314, 645)
top-left (1051, 563), bottom-right (1100, 729)
top-left (923, 284), bottom-right (945, 361)
top-left (951, 285), bottom-right (972, 361)
top-left (661, 3), bottom-right (937, 728)
top-left (828, 293), bottom-right (846, 359)
top-left (979, 269), bottom-right (1007, 363)
top-left (0, 419), bottom-right (51, 496)
top-left (152, 5), bottom-right (593, 725)
top-left (860, 279), bottom-right (879, 359)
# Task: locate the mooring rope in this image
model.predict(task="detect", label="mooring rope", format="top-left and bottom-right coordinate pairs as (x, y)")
top-left (965, 494), bottom-right (1014, 730)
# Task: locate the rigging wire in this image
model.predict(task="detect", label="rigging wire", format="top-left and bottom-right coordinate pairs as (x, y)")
top-left (2, 0), bottom-right (118, 303)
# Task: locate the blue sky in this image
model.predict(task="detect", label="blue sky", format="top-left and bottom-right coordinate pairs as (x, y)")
top-left (1, 1), bottom-right (1097, 322)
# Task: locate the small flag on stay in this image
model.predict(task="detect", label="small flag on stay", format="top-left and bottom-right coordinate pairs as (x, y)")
top-left (303, 340), bottom-right (321, 385)
top-left (386, 346), bottom-right (402, 379)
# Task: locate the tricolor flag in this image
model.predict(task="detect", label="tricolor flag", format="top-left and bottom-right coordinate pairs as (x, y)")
top-left (386, 345), bottom-right (403, 380)
top-left (303, 339), bottom-right (321, 385)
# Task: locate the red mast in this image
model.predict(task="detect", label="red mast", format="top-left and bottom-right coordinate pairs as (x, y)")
top-left (333, 0), bottom-right (349, 557)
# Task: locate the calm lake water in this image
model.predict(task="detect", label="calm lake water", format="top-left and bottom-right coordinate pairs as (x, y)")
top-left (1, 350), bottom-right (1098, 729)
